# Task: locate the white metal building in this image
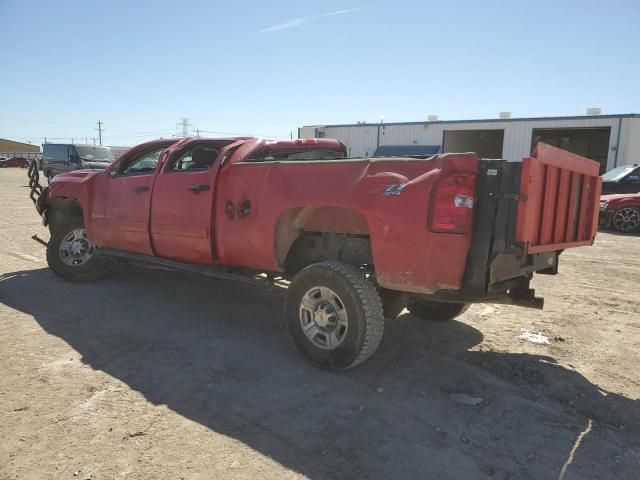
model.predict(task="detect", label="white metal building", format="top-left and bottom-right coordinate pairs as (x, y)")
top-left (299, 113), bottom-right (640, 174)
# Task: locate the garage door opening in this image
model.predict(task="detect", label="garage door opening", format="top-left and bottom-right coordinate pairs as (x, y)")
top-left (531, 127), bottom-right (611, 174)
top-left (443, 130), bottom-right (504, 158)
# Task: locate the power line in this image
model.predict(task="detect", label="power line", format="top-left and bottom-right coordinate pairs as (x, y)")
top-left (102, 129), bottom-right (175, 138)
top-left (197, 129), bottom-right (290, 139)
top-left (0, 117), bottom-right (96, 125)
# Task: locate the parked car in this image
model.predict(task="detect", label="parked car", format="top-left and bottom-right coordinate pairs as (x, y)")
top-left (42, 143), bottom-right (114, 180)
top-left (28, 139), bottom-right (601, 369)
top-left (601, 164), bottom-right (640, 194)
top-left (599, 193), bottom-right (640, 233)
top-left (0, 156), bottom-right (29, 168)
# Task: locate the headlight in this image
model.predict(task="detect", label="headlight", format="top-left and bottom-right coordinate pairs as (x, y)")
top-left (599, 200), bottom-right (608, 211)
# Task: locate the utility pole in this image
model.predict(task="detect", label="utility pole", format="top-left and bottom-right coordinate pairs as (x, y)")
top-left (91, 137), bottom-right (97, 145)
top-left (96, 120), bottom-right (104, 145)
top-left (196, 129), bottom-right (200, 138)
top-left (177, 117), bottom-right (191, 137)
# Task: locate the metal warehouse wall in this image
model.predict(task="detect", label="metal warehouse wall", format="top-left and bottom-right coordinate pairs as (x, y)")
top-left (617, 118), bottom-right (640, 168)
top-left (301, 116), bottom-right (636, 170)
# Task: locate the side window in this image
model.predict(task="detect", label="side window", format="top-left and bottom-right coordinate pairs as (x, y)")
top-left (168, 147), bottom-right (218, 172)
top-left (120, 148), bottom-right (164, 175)
top-left (51, 145), bottom-right (68, 163)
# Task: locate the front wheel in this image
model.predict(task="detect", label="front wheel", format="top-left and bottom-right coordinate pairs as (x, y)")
top-left (285, 261), bottom-right (384, 370)
top-left (407, 298), bottom-right (470, 322)
top-left (611, 207), bottom-right (640, 233)
top-left (46, 221), bottom-right (110, 282)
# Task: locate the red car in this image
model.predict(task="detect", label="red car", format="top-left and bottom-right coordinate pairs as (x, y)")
top-left (28, 138), bottom-right (601, 369)
top-left (600, 193), bottom-right (640, 233)
top-left (0, 156), bottom-right (30, 168)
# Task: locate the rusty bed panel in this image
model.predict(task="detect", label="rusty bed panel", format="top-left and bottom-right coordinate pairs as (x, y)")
top-left (516, 143), bottom-right (602, 253)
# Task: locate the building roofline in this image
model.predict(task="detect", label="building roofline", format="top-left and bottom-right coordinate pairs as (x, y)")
top-left (304, 113), bottom-right (640, 129)
top-left (0, 137), bottom-right (39, 145)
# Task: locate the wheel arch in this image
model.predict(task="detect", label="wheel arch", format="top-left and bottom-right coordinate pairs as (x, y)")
top-left (274, 206), bottom-right (372, 272)
top-left (47, 196), bottom-right (85, 233)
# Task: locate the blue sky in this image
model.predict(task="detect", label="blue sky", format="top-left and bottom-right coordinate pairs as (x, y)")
top-left (1, 0), bottom-right (639, 146)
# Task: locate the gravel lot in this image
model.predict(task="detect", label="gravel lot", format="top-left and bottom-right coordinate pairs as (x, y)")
top-left (1, 167), bottom-right (639, 479)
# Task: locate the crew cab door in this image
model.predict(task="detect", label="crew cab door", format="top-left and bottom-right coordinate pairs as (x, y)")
top-left (91, 146), bottom-right (168, 255)
top-left (149, 140), bottom-right (236, 264)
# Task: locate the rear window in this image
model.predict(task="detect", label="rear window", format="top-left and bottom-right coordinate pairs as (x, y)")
top-left (249, 149), bottom-right (346, 162)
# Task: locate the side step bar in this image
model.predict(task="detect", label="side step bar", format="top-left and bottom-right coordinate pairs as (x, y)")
top-left (95, 248), bottom-right (272, 289)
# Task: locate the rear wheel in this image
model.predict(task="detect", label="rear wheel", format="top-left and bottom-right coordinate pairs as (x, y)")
top-left (611, 207), bottom-right (640, 233)
top-left (46, 219), bottom-right (110, 281)
top-left (407, 298), bottom-right (470, 322)
top-left (285, 261), bottom-right (384, 369)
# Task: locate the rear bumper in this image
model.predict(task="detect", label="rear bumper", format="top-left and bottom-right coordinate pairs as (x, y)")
top-left (418, 159), bottom-right (560, 309)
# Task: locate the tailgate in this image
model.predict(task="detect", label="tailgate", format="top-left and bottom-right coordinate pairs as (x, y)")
top-left (516, 143), bottom-right (602, 253)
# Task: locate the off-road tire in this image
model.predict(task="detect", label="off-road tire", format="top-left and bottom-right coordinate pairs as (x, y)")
top-left (46, 219), bottom-right (110, 282)
top-left (407, 299), bottom-right (470, 322)
top-left (285, 261), bottom-right (384, 370)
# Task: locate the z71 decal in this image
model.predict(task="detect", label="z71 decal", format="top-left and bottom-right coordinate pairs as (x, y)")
top-left (383, 183), bottom-right (406, 196)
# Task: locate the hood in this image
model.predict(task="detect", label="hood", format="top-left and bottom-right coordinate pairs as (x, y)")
top-left (50, 169), bottom-right (103, 184)
top-left (601, 193), bottom-right (640, 201)
top-left (601, 192), bottom-right (640, 208)
top-left (80, 160), bottom-right (111, 169)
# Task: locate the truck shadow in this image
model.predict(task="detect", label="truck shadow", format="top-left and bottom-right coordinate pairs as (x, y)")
top-left (1, 267), bottom-right (638, 479)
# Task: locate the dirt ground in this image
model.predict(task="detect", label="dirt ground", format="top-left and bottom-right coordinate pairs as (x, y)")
top-left (0, 167), bottom-right (639, 480)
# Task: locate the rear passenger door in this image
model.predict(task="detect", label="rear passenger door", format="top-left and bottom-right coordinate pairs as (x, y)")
top-left (149, 143), bottom-right (226, 265)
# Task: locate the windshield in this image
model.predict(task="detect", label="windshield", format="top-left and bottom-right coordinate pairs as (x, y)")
top-left (602, 165), bottom-right (636, 182)
top-left (75, 145), bottom-right (114, 162)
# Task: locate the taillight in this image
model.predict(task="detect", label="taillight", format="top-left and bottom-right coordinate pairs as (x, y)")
top-left (428, 173), bottom-right (476, 233)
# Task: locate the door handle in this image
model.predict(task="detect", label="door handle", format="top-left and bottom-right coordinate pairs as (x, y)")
top-left (134, 185), bottom-right (149, 193)
top-left (189, 183), bottom-right (210, 192)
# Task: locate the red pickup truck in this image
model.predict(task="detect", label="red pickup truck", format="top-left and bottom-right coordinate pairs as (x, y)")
top-left (28, 137), bottom-right (601, 369)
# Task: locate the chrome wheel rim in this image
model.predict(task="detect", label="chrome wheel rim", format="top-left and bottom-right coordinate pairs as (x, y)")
top-left (299, 286), bottom-right (348, 350)
top-left (613, 207), bottom-right (640, 232)
top-left (59, 228), bottom-right (94, 266)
